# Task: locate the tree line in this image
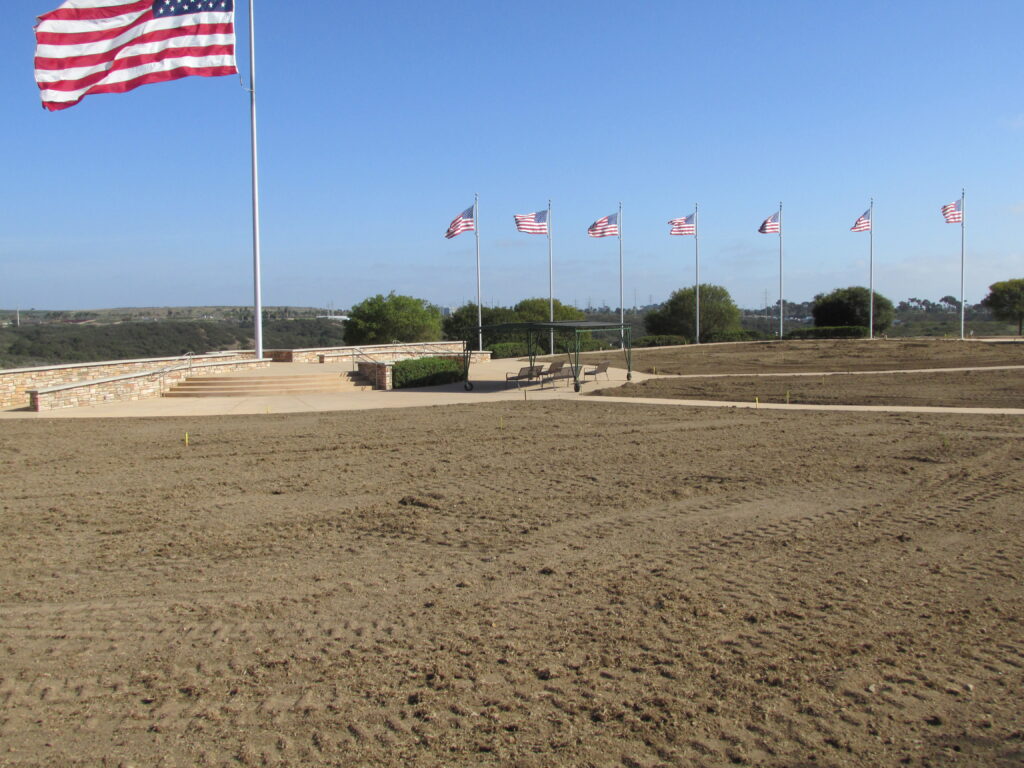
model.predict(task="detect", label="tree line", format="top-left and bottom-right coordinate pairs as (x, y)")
top-left (0, 318), bottom-right (347, 369)
top-left (4, 280), bottom-right (1021, 369)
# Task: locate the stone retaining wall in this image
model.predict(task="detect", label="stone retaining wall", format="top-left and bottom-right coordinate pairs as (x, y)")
top-left (1, 352), bottom-right (252, 409)
top-left (261, 341), bottom-right (469, 365)
top-left (29, 359), bottom-right (271, 412)
top-left (318, 345), bottom-right (491, 366)
top-left (357, 362), bottom-right (392, 391)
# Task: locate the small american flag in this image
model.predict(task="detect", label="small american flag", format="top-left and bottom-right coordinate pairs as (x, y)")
top-left (35, 0), bottom-right (237, 112)
top-left (588, 212), bottom-right (619, 238)
top-left (941, 199), bottom-right (963, 223)
top-left (758, 212), bottom-right (781, 234)
top-left (444, 206), bottom-right (475, 239)
top-left (514, 210), bottom-right (548, 235)
top-left (668, 213), bottom-right (696, 236)
top-left (851, 209), bottom-right (872, 232)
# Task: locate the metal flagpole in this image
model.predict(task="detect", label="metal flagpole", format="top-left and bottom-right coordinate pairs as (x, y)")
top-left (778, 201), bottom-right (784, 338)
top-left (618, 201), bottom-right (624, 348)
top-left (869, 198), bottom-right (874, 340)
top-left (960, 188), bottom-right (966, 340)
top-left (474, 193), bottom-right (482, 351)
top-left (694, 202), bottom-right (700, 345)
top-left (247, 0), bottom-right (263, 359)
top-left (548, 200), bottom-right (554, 354)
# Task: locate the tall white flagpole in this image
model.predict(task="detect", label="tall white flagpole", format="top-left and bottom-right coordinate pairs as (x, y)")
top-left (618, 201), bottom-right (624, 348)
top-left (960, 188), bottom-right (966, 340)
top-left (694, 202), bottom-right (700, 345)
top-left (247, 0), bottom-right (263, 359)
top-left (475, 193), bottom-right (482, 352)
top-left (869, 198), bottom-right (874, 340)
top-left (778, 201), bottom-right (784, 339)
top-left (548, 200), bottom-right (554, 354)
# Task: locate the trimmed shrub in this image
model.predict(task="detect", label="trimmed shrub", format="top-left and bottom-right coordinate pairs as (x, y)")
top-left (704, 329), bottom-right (768, 343)
top-left (488, 342), bottom-right (529, 359)
top-left (786, 326), bottom-right (868, 340)
top-left (392, 356), bottom-right (465, 389)
top-left (489, 337), bottom-right (615, 359)
top-left (634, 335), bottom-right (688, 348)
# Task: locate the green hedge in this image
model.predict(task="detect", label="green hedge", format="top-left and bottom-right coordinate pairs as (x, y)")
top-left (392, 356), bottom-right (465, 388)
top-left (704, 329), bottom-right (770, 343)
top-left (488, 338), bottom-right (615, 359)
top-left (786, 326), bottom-right (868, 340)
top-left (634, 335), bottom-right (688, 348)
top-left (488, 342), bottom-right (529, 359)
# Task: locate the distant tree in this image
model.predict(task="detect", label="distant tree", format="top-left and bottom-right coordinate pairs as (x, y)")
top-left (512, 297), bottom-right (585, 324)
top-left (812, 286), bottom-right (894, 333)
top-left (344, 292), bottom-right (442, 345)
top-left (939, 295), bottom-right (961, 312)
top-left (442, 303), bottom-right (518, 345)
top-left (644, 284), bottom-right (740, 343)
top-left (981, 279), bottom-right (1024, 335)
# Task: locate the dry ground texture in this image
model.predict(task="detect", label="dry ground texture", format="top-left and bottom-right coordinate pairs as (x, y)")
top-left (612, 338), bottom-right (1024, 376)
top-left (591, 339), bottom-right (1024, 408)
top-left (1, 340), bottom-right (1023, 767)
top-left (596, 369), bottom-right (1024, 409)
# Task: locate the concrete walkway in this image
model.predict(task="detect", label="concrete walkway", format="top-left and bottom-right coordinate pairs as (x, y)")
top-left (2, 358), bottom-right (1023, 419)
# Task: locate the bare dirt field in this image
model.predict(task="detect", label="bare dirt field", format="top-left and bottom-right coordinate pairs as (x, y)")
top-left (595, 369), bottom-right (1024, 408)
top-left (1, 387), bottom-right (1023, 766)
top-left (614, 338), bottom-right (1024, 376)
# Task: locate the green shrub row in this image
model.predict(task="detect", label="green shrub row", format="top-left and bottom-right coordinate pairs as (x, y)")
top-left (786, 326), bottom-right (868, 340)
top-left (487, 337), bottom-right (617, 359)
top-left (488, 342), bottom-right (529, 359)
top-left (392, 356), bottom-right (465, 389)
top-left (704, 329), bottom-right (772, 343)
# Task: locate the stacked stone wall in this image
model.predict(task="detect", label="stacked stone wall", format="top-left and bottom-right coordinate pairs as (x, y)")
top-left (356, 362), bottom-right (392, 391)
top-left (29, 359), bottom-right (271, 412)
top-left (316, 343), bottom-right (490, 366)
top-left (1, 352), bottom-right (252, 409)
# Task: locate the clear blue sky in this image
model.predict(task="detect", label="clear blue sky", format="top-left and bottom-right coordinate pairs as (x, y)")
top-left (2, 0), bottom-right (1022, 312)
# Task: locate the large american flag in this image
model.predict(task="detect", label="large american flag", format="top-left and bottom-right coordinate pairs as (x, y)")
top-left (850, 209), bottom-right (872, 232)
top-left (668, 213), bottom-right (696, 236)
top-left (444, 206), bottom-right (475, 239)
top-left (941, 199), bottom-right (963, 223)
top-left (758, 211), bottom-right (781, 234)
top-left (588, 212), bottom-right (619, 238)
top-left (514, 210), bottom-right (548, 235)
top-left (34, 0), bottom-right (236, 112)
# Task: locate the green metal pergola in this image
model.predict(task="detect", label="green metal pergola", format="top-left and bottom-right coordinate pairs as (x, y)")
top-left (461, 321), bottom-right (632, 392)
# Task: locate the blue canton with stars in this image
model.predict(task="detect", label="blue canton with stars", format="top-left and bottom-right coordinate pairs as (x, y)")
top-left (153, 0), bottom-right (233, 16)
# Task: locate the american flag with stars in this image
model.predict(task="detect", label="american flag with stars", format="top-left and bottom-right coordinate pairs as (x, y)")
top-left (668, 213), bottom-right (696, 236)
top-left (588, 212), bottom-right (619, 238)
top-left (444, 206), bottom-right (475, 239)
top-left (941, 199), bottom-right (963, 223)
top-left (35, 0), bottom-right (237, 111)
top-left (850, 209), bottom-right (872, 232)
top-left (513, 210), bottom-right (549, 235)
top-left (758, 211), bottom-right (781, 234)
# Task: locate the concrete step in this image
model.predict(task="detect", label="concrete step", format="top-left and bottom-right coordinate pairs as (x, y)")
top-left (164, 372), bottom-right (372, 397)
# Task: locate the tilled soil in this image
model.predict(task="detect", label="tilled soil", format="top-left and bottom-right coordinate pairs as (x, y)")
top-left (616, 339), bottom-right (1024, 375)
top-left (594, 368), bottom-right (1024, 408)
top-left (1, 401), bottom-right (1022, 767)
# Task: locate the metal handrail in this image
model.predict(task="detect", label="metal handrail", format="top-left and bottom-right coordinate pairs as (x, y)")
top-left (346, 346), bottom-right (379, 372)
top-left (156, 351), bottom-right (195, 393)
